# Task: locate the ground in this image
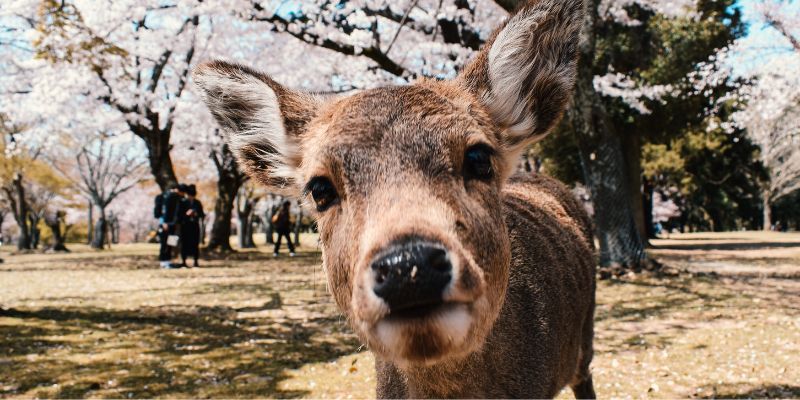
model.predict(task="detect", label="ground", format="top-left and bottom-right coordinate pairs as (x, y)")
top-left (1, 231), bottom-right (799, 399)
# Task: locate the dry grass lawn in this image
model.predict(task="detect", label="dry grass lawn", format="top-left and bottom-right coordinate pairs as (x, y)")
top-left (1, 231), bottom-right (799, 399)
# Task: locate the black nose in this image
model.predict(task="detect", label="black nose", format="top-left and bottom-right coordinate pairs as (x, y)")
top-left (371, 242), bottom-right (452, 314)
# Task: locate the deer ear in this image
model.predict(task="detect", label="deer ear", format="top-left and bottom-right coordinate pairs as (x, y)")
top-left (193, 60), bottom-right (320, 192)
top-left (460, 0), bottom-right (583, 150)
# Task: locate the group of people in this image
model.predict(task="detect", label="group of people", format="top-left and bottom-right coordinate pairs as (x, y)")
top-left (154, 183), bottom-right (205, 269)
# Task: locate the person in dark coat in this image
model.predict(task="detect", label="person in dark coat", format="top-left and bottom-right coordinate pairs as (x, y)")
top-left (177, 184), bottom-right (204, 267)
top-left (272, 200), bottom-right (295, 257)
top-left (154, 183), bottom-right (184, 269)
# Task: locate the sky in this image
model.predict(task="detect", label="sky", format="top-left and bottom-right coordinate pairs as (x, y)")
top-left (730, 0), bottom-right (800, 77)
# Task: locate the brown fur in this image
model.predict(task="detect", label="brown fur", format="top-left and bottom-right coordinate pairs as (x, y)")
top-left (193, 0), bottom-right (594, 398)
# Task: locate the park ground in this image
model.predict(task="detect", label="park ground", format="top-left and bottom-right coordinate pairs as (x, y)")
top-left (1, 231), bottom-right (799, 399)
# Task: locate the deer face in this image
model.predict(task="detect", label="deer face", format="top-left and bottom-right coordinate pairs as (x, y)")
top-left (194, 0), bottom-right (582, 367)
top-left (300, 82), bottom-right (513, 365)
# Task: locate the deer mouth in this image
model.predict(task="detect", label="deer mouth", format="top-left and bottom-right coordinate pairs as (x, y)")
top-left (370, 301), bottom-right (475, 365)
top-left (385, 300), bottom-right (458, 321)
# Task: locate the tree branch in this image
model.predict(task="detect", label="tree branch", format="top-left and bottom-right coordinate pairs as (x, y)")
top-left (764, 12), bottom-right (800, 53)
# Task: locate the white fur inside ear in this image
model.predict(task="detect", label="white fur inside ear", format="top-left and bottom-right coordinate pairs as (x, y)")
top-left (196, 68), bottom-right (299, 188)
top-left (486, 10), bottom-right (544, 142)
top-left (485, 6), bottom-right (576, 148)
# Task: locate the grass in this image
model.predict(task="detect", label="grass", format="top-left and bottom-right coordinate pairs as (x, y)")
top-left (1, 232), bottom-right (799, 398)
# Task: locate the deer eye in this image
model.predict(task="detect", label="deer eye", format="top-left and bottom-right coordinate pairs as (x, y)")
top-left (307, 177), bottom-right (339, 212)
top-left (463, 144), bottom-right (494, 181)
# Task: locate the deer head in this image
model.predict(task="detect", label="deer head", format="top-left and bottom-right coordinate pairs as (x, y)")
top-left (194, 0), bottom-right (583, 367)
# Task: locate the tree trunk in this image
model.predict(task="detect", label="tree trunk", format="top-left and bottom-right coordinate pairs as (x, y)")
top-left (45, 211), bottom-right (69, 252)
top-left (236, 196), bottom-right (256, 249)
top-left (109, 215), bottom-right (120, 244)
top-left (131, 120), bottom-right (179, 193)
top-left (208, 181), bottom-right (237, 252)
top-left (0, 210), bottom-right (5, 242)
top-left (91, 208), bottom-right (107, 249)
top-left (9, 174), bottom-right (31, 250)
top-left (207, 142), bottom-right (245, 252)
top-left (265, 198), bottom-right (279, 244)
top-left (146, 131), bottom-right (179, 192)
top-left (762, 189), bottom-right (772, 231)
top-left (29, 213), bottom-right (41, 249)
top-left (621, 133), bottom-right (649, 244)
top-left (643, 178), bottom-right (655, 239)
top-left (87, 200), bottom-right (93, 245)
top-left (569, 0), bottom-right (647, 273)
top-left (293, 203), bottom-right (302, 247)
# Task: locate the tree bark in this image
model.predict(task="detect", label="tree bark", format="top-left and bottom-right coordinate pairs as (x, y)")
top-left (8, 174), bottom-right (31, 250)
top-left (45, 211), bottom-right (69, 252)
top-left (265, 196), bottom-right (279, 244)
top-left (763, 189), bottom-right (772, 231)
top-left (143, 129), bottom-right (179, 192)
top-left (0, 210), bottom-right (6, 242)
top-left (621, 133), bottom-right (649, 244)
top-left (236, 193), bottom-right (256, 249)
top-left (109, 214), bottom-right (120, 244)
top-left (91, 208), bottom-right (107, 249)
top-left (207, 142), bottom-right (245, 252)
top-left (293, 202), bottom-right (302, 247)
top-left (569, 0), bottom-right (647, 273)
top-left (643, 178), bottom-right (655, 238)
top-left (87, 200), bottom-right (93, 245)
top-left (29, 213), bottom-right (41, 249)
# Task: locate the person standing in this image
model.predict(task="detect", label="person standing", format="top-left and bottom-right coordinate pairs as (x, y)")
top-left (178, 184), bottom-right (205, 267)
top-left (154, 183), bottom-right (184, 269)
top-left (272, 200), bottom-right (295, 257)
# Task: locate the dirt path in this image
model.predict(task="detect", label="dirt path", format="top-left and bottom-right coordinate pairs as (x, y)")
top-left (1, 232), bottom-right (798, 398)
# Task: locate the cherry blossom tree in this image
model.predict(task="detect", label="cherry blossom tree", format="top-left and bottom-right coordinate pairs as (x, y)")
top-left (70, 135), bottom-right (148, 249)
top-left (704, 0), bottom-right (800, 229)
top-left (731, 57), bottom-right (800, 228)
top-left (4, 0), bottom-right (795, 254)
top-left (236, 182), bottom-right (263, 249)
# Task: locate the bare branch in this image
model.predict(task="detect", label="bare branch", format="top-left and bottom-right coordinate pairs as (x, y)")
top-left (384, 0), bottom-right (420, 55)
top-left (764, 12), bottom-right (800, 53)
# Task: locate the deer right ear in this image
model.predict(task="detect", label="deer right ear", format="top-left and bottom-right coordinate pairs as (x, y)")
top-left (193, 60), bottom-right (320, 192)
top-left (459, 0), bottom-right (583, 151)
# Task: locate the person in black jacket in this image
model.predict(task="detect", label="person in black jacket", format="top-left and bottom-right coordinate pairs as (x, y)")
top-left (272, 200), bottom-right (295, 257)
top-left (177, 184), bottom-right (204, 267)
top-left (154, 183), bottom-right (185, 269)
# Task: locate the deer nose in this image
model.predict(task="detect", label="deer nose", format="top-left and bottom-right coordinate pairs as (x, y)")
top-left (371, 242), bottom-right (452, 314)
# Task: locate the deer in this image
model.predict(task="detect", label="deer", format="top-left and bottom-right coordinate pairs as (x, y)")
top-left (193, 0), bottom-right (595, 397)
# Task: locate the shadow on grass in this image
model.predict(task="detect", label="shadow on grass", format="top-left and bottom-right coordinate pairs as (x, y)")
top-left (651, 241), bottom-right (800, 251)
top-left (0, 302), bottom-right (359, 398)
top-left (0, 254), bottom-right (158, 272)
top-left (697, 383), bottom-right (800, 399)
top-left (597, 276), bottom-right (737, 324)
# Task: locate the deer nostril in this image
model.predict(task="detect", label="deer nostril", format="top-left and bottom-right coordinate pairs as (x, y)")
top-left (370, 242), bottom-right (453, 314)
top-left (427, 248), bottom-right (451, 272)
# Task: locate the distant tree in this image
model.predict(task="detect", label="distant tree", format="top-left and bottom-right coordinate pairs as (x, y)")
top-left (207, 139), bottom-right (247, 252)
top-left (642, 123), bottom-right (768, 232)
top-left (531, 0), bottom-right (744, 271)
top-left (236, 183), bottom-right (262, 249)
top-left (30, 1), bottom-right (204, 191)
top-left (44, 210), bottom-right (69, 252)
top-left (755, 0), bottom-right (800, 53)
top-left (1, 115), bottom-right (71, 250)
top-left (71, 136), bottom-right (146, 249)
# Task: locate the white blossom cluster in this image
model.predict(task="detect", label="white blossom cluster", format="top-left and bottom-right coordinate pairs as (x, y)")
top-left (691, 0), bottom-right (800, 200)
top-left (599, 0), bottom-right (698, 26)
top-left (731, 54), bottom-right (800, 199)
top-left (593, 72), bottom-right (675, 114)
top-left (2, 0), bottom-right (798, 234)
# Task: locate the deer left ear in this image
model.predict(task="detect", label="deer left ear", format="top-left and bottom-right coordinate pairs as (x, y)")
top-left (193, 60), bottom-right (321, 194)
top-left (459, 0), bottom-right (583, 151)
